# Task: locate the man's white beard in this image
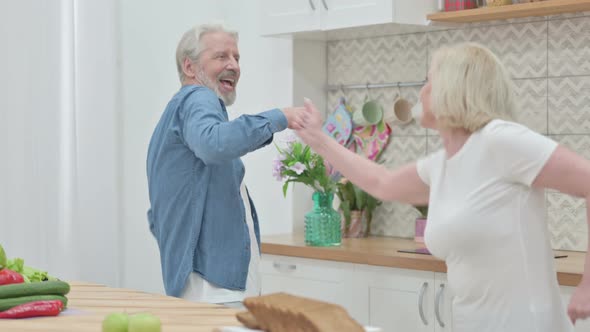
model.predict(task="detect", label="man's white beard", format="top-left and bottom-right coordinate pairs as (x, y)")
top-left (196, 68), bottom-right (236, 106)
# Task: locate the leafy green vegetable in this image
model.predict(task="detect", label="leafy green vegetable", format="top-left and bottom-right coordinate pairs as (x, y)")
top-left (6, 258), bottom-right (56, 283)
top-left (0, 245), bottom-right (6, 270)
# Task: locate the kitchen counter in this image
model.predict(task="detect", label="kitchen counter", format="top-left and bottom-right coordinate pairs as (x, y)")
top-left (0, 281), bottom-right (241, 331)
top-left (261, 234), bottom-right (585, 287)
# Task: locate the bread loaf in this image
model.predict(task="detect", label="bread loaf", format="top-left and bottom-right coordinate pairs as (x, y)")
top-left (241, 292), bottom-right (364, 332)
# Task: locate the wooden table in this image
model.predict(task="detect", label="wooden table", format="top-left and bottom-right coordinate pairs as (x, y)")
top-left (0, 282), bottom-right (241, 331)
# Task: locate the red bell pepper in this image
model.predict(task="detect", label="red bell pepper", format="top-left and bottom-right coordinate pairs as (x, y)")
top-left (0, 300), bottom-right (64, 319)
top-left (0, 269), bottom-right (24, 285)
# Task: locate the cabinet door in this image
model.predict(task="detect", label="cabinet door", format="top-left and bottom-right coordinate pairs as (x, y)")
top-left (434, 273), bottom-right (453, 332)
top-left (259, 0), bottom-right (321, 36)
top-left (260, 254), bottom-right (362, 322)
top-left (560, 286), bottom-right (590, 331)
top-left (321, 0), bottom-right (392, 30)
top-left (361, 265), bottom-right (434, 332)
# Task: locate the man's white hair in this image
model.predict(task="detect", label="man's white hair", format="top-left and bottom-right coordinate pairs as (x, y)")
top-left (175, 24), bottom-right (239, 83)
top-left (430, 42), bottom-right (515, 132)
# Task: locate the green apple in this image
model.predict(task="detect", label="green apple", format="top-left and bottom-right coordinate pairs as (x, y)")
top-left (102, 312), bottom-right (129, 332)
top-left (128, 313), bottom-right (161, 332)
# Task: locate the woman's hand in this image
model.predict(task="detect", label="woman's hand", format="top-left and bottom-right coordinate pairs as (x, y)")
top-left (568, 281), bottom-right (590, 324)
top-left (281, 106), bottom-right (307, 130)
top-left (296, 98), bottom-right (325, 148)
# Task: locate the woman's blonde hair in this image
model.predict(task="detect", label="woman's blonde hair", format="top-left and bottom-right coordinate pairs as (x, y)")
top-left (430, 42), bottom-right (515, 132)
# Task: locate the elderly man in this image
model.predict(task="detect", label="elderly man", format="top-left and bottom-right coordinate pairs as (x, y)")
top-left (146, 24), bottom-right (304, 304)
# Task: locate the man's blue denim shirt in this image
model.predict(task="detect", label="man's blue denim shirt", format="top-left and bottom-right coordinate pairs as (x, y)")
top-left (146, 85), bottom-right (287, 296)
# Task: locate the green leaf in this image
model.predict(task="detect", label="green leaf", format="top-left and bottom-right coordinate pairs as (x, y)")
top-left (414, 205), bottom-right (429, 217)
top-left (282, 181), bottom-right (290, 197)
top-left (366, 195), bottom-right (379, 212)
top-left (341, 182), bottom-right (356, 207)
top-left (353, 186), bottom-right (366, 210)
top-left (0, 245), bottom-right (5, 270)
top-left (6, 258), bottom-right (24, 273)
top-left (365, 209), bottom-right (374, 237)
top-left (282, 170), bottom-right (299, 177)
top-left (303, 146), bottom-right (311, 161)
top-left (292, 142), bottom-right (302, 157)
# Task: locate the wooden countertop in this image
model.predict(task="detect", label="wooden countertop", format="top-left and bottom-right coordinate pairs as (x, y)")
top-left (0, 282), bottom-right (240, 331)
top-left (261, 234), bottom-right (586, 287)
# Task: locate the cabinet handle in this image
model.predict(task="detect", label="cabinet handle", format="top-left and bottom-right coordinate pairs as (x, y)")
top-left (308, 0), bottom-right (316, 10)
top-left (435, 284), bottom-right (446, 328)
top-left (321, 0), bottom-right (329, 10)
top-left (272, 262), bottom-right (297, 272)
top-left (418, 282), bottom-right (429, 325)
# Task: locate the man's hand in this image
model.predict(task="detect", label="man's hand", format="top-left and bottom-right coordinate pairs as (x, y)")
top-left (281, 106), bottom-right (306, 130)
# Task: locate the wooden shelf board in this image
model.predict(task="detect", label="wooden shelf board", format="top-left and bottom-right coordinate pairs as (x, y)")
top-left (427, 0), bottom-right (590, 23)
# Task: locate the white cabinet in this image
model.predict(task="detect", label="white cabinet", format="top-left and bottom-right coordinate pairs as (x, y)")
top-left (260, 254), bottom-right (364, 323)
top-left (259, 0), bottom-right (321, 36)
top-left (361, 265), bottom-right (434, 332)
top-left (560, 286), bottom-right (590, 331)
top-left (356, 266), bottom-right (453, 332)
top-left (319, 0), bottom-right (392, 31)
top-left (260, 254), bottom-right (455, 331)
top-left (434, 273), bottom-right (453, 332)
top-left (260, 0), bottom-right (439, 36)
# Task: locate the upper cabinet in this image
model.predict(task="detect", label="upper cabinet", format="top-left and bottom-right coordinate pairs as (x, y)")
top-left (260, 0), bottom-right (321, 35)
top-left (260, 0), bottom-right (439, 36)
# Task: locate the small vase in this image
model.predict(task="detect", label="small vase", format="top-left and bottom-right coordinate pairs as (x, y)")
top-left (342, 210), bottom-right (365, 238)
top-left (415, 217), bottom-right (427, 243)
top-left (305, 191), bottom-right (341, 246)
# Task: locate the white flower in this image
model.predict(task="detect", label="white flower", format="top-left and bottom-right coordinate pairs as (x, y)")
top-left (288, 162), bottom-right (306, 175)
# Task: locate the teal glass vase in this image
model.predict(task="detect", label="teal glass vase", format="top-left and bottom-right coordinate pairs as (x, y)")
top-left (305, 191), bottom-right (341, 246)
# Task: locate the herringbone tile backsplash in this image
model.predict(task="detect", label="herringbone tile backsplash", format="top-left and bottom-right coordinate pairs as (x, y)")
top-left (327, 14), bottom-right (590, 251)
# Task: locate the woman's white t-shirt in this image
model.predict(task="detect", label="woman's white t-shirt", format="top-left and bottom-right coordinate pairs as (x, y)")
top-left (417, 120), bottom-right (573, 332)
top-left (180, 182), bottom-right (261, 304)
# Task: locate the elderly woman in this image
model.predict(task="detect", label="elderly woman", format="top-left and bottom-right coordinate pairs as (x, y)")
top-left (296, 43), bottom-right (590, 331)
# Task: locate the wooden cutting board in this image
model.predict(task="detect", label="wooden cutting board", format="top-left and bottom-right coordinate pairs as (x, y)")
top-left (0, 281), bottom-right (241, 332)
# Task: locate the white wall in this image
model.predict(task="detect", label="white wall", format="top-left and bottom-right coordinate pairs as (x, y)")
top-left (0, 0), bottom-right (120, 286)
top-left (0, 0), bottom-right (66, 276)
top-left (119, 0), bottom-right (295, 293)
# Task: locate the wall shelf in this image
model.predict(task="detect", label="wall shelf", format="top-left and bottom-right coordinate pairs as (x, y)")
top-left (427, 0), bottom-right (590, 23)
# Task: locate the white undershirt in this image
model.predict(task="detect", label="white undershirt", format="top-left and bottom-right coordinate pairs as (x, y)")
top-left (417, 120), bottom-right (571, 332)
top-left (180, 182), bottom-right (261, 304)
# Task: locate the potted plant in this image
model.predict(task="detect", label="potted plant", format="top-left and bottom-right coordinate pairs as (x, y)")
top-left (336, 180), bottom-right (381, 238)
top-left (414, 205), bottom-right (428, 243)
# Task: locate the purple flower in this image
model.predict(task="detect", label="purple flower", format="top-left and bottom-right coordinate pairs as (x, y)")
top-left (272, 157), bottom-right (286, 181)
top-left (288, 162), bottom-right (306, 175)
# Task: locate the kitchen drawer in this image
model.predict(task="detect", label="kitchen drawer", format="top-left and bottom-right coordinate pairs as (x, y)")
top-left (260, 254), bottom-right (354, 282)
top-left (260, 254), bottom-right (364, 324)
